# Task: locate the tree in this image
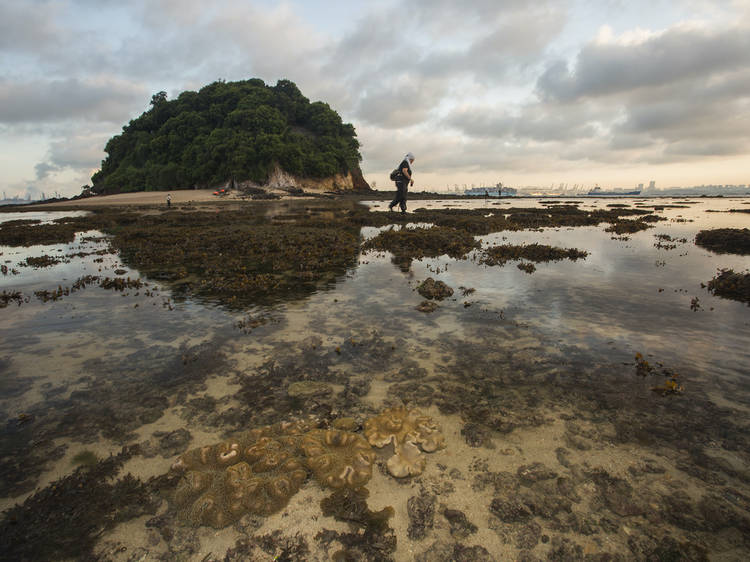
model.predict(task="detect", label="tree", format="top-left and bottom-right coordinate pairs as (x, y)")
top-left (150, 91), bottom-right (168, 107)
top-left (91, 79), bottom-right (365, 193)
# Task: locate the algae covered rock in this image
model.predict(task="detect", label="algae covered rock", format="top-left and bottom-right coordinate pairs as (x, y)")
top-left (287, 381), bottom-right (333, 400)
top-left (301, 429), bottom-right (375, 489)
top-left (417, 278), bottom-right (454, 301)
top-left (416, 300), bottom-right (439, 313)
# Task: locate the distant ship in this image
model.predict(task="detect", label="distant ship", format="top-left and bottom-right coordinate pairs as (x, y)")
top-left (464, 187), bottom-right (517, 197)
top-left (586, 186), bottom-right (641, 196)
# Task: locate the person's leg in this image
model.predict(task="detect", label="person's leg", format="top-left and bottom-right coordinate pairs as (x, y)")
top-left (391, 182), bottom-right (404, 210)
top-left (389, 183), bottom-right (401, 210)
top-left (400, 185), bottom-right (408, 212)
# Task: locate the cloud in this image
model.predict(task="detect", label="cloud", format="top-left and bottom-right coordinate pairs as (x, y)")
top-left (0, 2), bottom-right (63, 54)
top-left (537, 25), bottom-right (750, 101)
top-left (444, 101), bottom-right (603, 142)
top-left (0, 77), bottom-right (148, 124)
top-left (3, 0), bottom-right (750, 196)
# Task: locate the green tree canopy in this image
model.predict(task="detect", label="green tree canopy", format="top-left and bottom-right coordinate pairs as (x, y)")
top-left (91, 79), bottom-right (364, 193)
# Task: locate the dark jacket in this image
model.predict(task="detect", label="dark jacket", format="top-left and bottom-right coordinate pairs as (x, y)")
top-left (397, 159), bottom-right (412, 185)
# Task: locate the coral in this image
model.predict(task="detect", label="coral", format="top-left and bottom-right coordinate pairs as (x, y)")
top-left (172, 429), bottom-right (309, 528)
top-left (301, 429), bottom-right (375, 489)
top-left (387, 439), bottom-right (427, 478)
top-left (364, 405), bottom-right (445, 452)
top-left (364, 406), bottom-right (445, 478)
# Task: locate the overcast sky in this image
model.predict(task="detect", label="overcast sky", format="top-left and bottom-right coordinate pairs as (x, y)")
top-left (2, 0), bottom-right (750, 197)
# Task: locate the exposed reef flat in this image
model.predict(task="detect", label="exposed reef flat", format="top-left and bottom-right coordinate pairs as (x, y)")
top-left (695, 228), bottom-right (750, 255)
top-left (2, 197), bottom-right (750, 560)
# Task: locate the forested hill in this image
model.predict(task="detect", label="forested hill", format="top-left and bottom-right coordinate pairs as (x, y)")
top-left (90, 79), bottom-right (369, 194)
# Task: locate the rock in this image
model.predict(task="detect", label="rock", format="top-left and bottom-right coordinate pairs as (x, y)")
top-left (555, 447), bottom-right (573, 468)
top-left (547, 536), bottom-right (583, 561)
top-left (564, 432), bottom-right (592, 451)
top-left (408, 493), bottom-right (436, 540)
top-left (287, 381), bottom-right (333, 400)
top-left (332, 417), bottom-right (359, 431)
top-left (140, 428), bottom-right (192, 458)
top-left (453, 543), bottom-right (495, 561)
top-left (443, 508), bottom-right (478, 539)
top-left (588, 470), bottom-right (643, 517)
top-left (415, 540), bottom-right (454, 562)
top-left (518, 488), bottom-right (572, 519)
top-left (627, 459), bottom-right (665, 477)
top-left (517, 462), bottom-right (558, 483)
top-left (417, 278), bottom-right (454, 300)
top-left (489, 498), bottom-right (532, 523)
top-left (515, 521), bottom-right (541, 549)
top-left (461, 423), bottom-right (493, 448)
top-left (417, 300), bottom-right (439, 313)
top-left (556, 477), bottom-right (581, 502)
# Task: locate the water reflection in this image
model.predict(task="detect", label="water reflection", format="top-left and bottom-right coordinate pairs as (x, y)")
top-left (2, 197), bottom-right (750, 560)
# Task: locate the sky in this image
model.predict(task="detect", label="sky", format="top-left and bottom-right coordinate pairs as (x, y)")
top-left (2, 0), bottom-right (750, 198)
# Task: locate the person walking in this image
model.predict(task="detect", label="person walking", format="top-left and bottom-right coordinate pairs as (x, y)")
top-left (166, 193), bottom-right (172, 207)
top-left (389, 152), bottom-right (415, 213)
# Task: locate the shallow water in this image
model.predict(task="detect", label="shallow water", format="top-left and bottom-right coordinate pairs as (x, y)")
top-left (2, 197), bottom-right (750, 560)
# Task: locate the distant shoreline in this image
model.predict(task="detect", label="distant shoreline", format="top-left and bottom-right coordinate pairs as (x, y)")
top-left (3, 188), bottom-right (745, 212)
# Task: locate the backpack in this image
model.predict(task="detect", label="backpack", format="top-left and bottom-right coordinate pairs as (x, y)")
top-left (389, 168), bottom-right (400, 181)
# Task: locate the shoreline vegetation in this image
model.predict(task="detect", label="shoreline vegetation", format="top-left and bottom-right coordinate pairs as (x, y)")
top-left (2, 195), bottom-right (750, 560)
top-left (89, 79), bottom-right (368, 195)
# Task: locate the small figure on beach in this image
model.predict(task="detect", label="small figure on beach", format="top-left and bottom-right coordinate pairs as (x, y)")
top-left (389, 152), bottom-right (415, 213)
top-left (166, 193), bottom-right (171, 207)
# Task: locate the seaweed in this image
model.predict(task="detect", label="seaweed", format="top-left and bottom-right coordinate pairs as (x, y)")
top-left (705, 269), bottom-right (750, 305)
top-left (318, 487), bottom-right (396, 561)
top-left (0, 446), bottom-right (163, 561)
top-left (362, 226), bottom-right (480, 261)
top-left (696, 228), bottom-right (750, 255)
top-left (479, 243), bottom-right (588, 266)
top-left (604, 219), bottom-right (653, 234)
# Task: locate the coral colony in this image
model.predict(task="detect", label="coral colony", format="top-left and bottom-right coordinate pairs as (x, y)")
top-left (170, 407), bottom-right (445, 528)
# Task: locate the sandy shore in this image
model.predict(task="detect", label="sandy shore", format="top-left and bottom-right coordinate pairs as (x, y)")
top-left (24, 189), bottom-right (247, 209)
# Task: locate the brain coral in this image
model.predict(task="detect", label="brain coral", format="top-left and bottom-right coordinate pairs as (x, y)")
top-left (364, 406), bottom-right (445, 478)
top-left (364, 405), bottom-right (445, 452)
top-left (172, 429), bottom-right (310, 528)
top-left (301, 429), bottom-right (375, 489)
